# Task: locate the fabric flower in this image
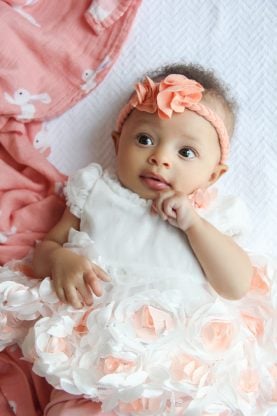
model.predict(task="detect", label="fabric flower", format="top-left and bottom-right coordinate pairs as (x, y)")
top-left (0, 311), bottom-right (31, 350)
top-left (110, 290), bottom-right (181, 345)
top-left (131, 76), bottom-right (158, 113)
top-left (72, 338), bottom-right (147, 407)
top-left (185, 300), bottom-right (239, 358)
top-left (21, 315), bottom-right (78, 387)
top-left (200, 320), bottom-right (236, 353)
top-left (133, 305), bottom-right (175, 342)
top-left (238, 368), bottom-right (260, 394)
top-left (241, 312), bottom-right (265, 339)
top-left (188, 188), bottom-right (218, 209)
top-left (250, 266), bottom-right (270, 295)
top-left (0, 280), bottom-right (42, 320)
top-left (157, 74), bottom-right (204, 119)
top-left (170, 353), bottom-right (210, 385)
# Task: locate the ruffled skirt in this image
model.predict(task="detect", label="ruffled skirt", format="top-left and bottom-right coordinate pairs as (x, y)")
top-left (0, 254), bottom-right (276, 416)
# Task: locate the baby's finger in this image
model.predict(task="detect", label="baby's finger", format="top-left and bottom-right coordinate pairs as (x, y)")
top-left (55, 286), bottom-right (66, 303)
top-left (64, 285), bottom-right (83, 309)
top-left (76, 282), bottom-right (93, 306)
top-left (84, 271), bottom-right (103, 297)
top-left (92, 264), bottom-right (111, 282)
top-left (152, 194), bottom-right (167, 219)
top-left (154, 193), bottom-right (173, 220)
top-left (162, 197), bottom-right (178, 218)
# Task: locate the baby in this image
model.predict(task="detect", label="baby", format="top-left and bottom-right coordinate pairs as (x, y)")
top-left (33, 64), bottom-right (252, 309)
top-left (0, 63), bottom-right (276, 415)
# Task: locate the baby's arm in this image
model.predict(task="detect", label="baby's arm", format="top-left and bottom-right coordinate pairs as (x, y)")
top-left (32, 208), bottom-right (110, 308)
top-left (153, 191), bottom-right (253, 300)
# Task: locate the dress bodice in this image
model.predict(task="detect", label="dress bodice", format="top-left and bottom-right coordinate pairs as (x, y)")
top-left (64, 163), bottom-right (249, 292)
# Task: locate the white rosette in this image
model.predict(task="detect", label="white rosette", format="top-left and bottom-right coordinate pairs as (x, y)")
top-left (21, 308), bottom-right (89, 393)
top-left (208, 339), bottom-right (277, 416)
top-left (0, 269), bottom-right (61, 350)
top-left (71, 290), bottom-right (185, 412)
top-left (184, 298), bottom-right (242, 361)
top-left (0, 310), bottom-right (33, 351)
top-left (0, 270), bottom-right (41, 350)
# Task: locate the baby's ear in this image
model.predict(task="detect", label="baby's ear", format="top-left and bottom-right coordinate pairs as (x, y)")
top-left (111, 131), bottom-right (120, 153)
top-left (209, 163), bottom-right (228, 185)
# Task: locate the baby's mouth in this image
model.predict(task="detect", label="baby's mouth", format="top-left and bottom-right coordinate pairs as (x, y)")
top-left (140, 172), bottom-right (171, 191)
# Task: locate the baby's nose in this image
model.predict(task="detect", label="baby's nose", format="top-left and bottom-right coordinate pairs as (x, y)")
top-left (148, 149), bottom-right (171, 168)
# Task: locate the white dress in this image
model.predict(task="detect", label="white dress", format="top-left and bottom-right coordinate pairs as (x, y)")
top-left (0, 163), bottom-right (276, 416)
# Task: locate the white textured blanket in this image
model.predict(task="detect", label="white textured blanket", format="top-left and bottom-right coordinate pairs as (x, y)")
top-left (46, 0), bottom-right (277, 257)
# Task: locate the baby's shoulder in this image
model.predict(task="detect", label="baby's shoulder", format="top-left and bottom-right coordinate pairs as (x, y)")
top-left (64, 163), bottom-right (103, 218)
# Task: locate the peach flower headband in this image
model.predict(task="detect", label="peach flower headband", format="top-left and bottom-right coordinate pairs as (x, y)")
top-left (116, 74), bottom-right (229, 163)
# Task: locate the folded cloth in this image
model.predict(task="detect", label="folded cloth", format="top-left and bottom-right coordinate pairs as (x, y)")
top-left (0, 0), bottom-right (142, 120)
top-left (0, 345), bottom-right (52, 416)
top-left (0, 0), bottom-right (142, 264)
top-left (0, 117), bottom-right (66, 265)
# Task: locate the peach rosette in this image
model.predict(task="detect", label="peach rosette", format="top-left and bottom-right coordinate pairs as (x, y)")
top-left (37, 290), bottom-right (188, 411)
top-left (157, 74), bottom-right (203, 119)
top-left (131, 76), bottom-right (158, 113)
top-left (0, 310), bottom-right (32, 351)
top-left (67, 303), bottom-right (148, 408)
top-left (0, 266), bottom-right (42, 319)
top-left (21, 313), bottom-right (83, 393)
top-left (184, 299), bottom-right (241, 361)
top-left (206, 336), bottom-right (277, 415)
top-left (0, 268), bottom-right (61, 350)
top-left (110, 289), bottom-right (183, 342)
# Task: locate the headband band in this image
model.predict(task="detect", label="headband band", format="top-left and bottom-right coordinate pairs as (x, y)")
top-left (115, 74), bottom-right (229, 163)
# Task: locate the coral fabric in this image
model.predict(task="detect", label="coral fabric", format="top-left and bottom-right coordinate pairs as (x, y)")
top-left (44, 390), bottom-right (115, 416)
top-left (0, 0), bottom-right (142, 120)
top-left (0, 0), bottom-right (142, 264)
top-left (0, 1), bottom-right (142, 414)
top-left (0, 117), bottom-right (66, 264)
top-left (0, 345), bottom-right (52, 416)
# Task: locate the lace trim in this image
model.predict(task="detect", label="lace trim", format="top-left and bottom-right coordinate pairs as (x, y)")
top-left (103, 168), bottom-right (151, 208)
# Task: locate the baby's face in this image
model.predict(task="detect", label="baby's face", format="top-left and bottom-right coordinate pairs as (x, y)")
top-left (113, 106), bottom-right (227, 200)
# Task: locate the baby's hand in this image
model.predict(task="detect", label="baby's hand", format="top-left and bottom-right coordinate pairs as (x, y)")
top-left (152, 190), bottom-right (199, 232)
top-left (50, 248), bottom-right (111, 308)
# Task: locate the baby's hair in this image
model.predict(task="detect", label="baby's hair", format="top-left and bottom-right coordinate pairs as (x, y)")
top-left (145, 63), bottom-right (237, 137)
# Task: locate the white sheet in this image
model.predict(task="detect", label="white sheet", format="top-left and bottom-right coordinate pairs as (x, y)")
top-left (46, 0), bottom-right (277, 258)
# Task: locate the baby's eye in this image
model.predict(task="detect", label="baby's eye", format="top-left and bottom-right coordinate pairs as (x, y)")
top-left (179, 147), bottom-right (196, 159)
top-left (136, 134), bottom-right (154, 146)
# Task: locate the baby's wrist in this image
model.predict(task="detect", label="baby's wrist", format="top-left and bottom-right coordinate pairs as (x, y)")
top-left (182, 210), bottom-right (203, 234)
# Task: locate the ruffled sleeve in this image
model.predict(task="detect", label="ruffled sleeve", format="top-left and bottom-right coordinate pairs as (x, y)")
top-left (199, 194), bottom-right (250, 238)
top-left (64, 163), bottom-right (102, 218)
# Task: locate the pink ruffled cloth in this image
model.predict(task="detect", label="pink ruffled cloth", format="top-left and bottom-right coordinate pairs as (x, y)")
top-left (0, 345), bottom-right (52, 416)
top-left (0, 117), bottom-right (66, 265)
top-left (0, 1), bottom-right (142, 414)
top-left (0, 0), bottom-right (142, 264)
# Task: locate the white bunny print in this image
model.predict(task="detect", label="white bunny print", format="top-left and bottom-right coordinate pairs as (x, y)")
top-left (81, 55), bottom-right (111, 93)
top-left (4, 89), bottom-right (51, 120)
top-left (33, 124), bottom-right (51, 154)
top-left (13, 0), bottom-right (40, 28)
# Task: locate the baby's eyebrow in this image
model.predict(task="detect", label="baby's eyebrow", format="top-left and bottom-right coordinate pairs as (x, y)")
top-left (178, 133), bottom-right (203, 144)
